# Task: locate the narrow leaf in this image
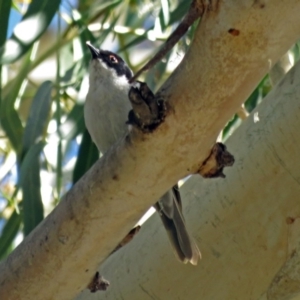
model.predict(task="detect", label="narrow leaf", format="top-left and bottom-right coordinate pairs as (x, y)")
top-left (0, 0), bottom-right (11, 47)
top-left (169, 0), bottom-right (191, 25)
top-left (1, 49), bottom-right (33, 154)
top-left (0, 210), bottom-right (22, 260)
top-left (22, 81), bottom-right (53, 153)
top-left (72, 129), bottom-right (98, 184)
top-left (19, 141), bottom-right (45, 236)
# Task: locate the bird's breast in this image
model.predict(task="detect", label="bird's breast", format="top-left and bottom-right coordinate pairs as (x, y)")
top-left (84, 82), bottom-right (131, 153)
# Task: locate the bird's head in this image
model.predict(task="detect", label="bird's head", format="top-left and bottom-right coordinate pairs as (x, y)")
top-left (86, 42), bottom-right (132, 87)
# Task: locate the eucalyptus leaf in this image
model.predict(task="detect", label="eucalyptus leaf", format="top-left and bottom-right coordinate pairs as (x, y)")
top-left (72, 129), bottom-right (98, 184)
top-left (0, 0), bottom-right (11, 48)
top-left (1, 48), bottom-right (34, 154)
top-left (22, 81), bottom-right (53, 154)
top-left (19, 141), bottom-right (45, 236)
top-left (0, 210), bottom-right (21, 260)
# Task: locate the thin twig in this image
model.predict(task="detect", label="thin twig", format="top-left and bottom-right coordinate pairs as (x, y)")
top-left (129, 0), bottom-right (205, 83)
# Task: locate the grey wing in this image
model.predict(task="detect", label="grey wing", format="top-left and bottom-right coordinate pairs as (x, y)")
top-left (154, 185), bottom-right (201, 265)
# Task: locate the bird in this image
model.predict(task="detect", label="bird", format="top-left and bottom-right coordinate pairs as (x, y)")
top-left (84, 41), bottom-right (201, 265)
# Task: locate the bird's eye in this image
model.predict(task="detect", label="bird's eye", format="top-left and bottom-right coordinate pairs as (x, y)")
top-left (109, 55), bottom-right (118, 63)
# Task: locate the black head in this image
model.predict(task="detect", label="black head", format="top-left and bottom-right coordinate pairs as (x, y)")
top-left (86, 42), bottom-right (132, 81)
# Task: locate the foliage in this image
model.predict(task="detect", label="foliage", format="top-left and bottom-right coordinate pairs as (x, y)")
top-left (0, 0), bottom-right (298, 260)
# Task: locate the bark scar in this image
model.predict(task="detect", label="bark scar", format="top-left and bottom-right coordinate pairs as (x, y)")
top-left (198, 143), bottom-right (235, 178)
top-left (88, 272), bottom-right (110, 293)
top-left (127, 81), bottom-right (167, 133)
top-left (111, 226), bottom-right (141, 254)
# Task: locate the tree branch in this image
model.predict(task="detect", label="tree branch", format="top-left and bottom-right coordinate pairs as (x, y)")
top-left (1, 1), bottom-right (300, 299)
top-left (78, 57), bottom-right (300, 300)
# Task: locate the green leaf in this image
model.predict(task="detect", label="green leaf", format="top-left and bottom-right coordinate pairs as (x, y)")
top-left (0, 0), bottom-right (13, 131)
top-left (245, 86), bottom-right (259, 113)
top-left (1, 0), bottom-right (61, 64)
top-left (22, 81), bottom-right (53, 153)
top-left (169, 0), bottom-right (191, 25)
top-left (1, 48), bottom-right (33, 154)
top-left (0, 210), bottom-right (22, 260)
top-left (0, 0), bottom-right (11, 48)
top-left (19, 141), bottom-right (45, 236)
top-left (0, 101), bottom-right (24, 155)
top-left (222, 114), bottom-right (239, 140)
top-left (72, 129), bottom-right (98, 184)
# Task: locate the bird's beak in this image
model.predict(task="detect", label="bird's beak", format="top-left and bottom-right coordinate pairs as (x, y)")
top-left (86, 41), bottom-right (99, 59)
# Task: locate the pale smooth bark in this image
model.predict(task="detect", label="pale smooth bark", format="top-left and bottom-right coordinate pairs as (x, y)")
top-left (1, 1), bottom-right (300, 299)
top-left (77, 57), bottom-right (300, 300)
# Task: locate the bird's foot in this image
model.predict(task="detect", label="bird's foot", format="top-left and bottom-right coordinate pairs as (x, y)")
top-left (127, 81), bottom-right (166, 133)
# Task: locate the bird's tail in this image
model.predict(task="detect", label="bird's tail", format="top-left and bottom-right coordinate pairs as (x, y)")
top-left (154, 186), bottom-right (201, 265)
